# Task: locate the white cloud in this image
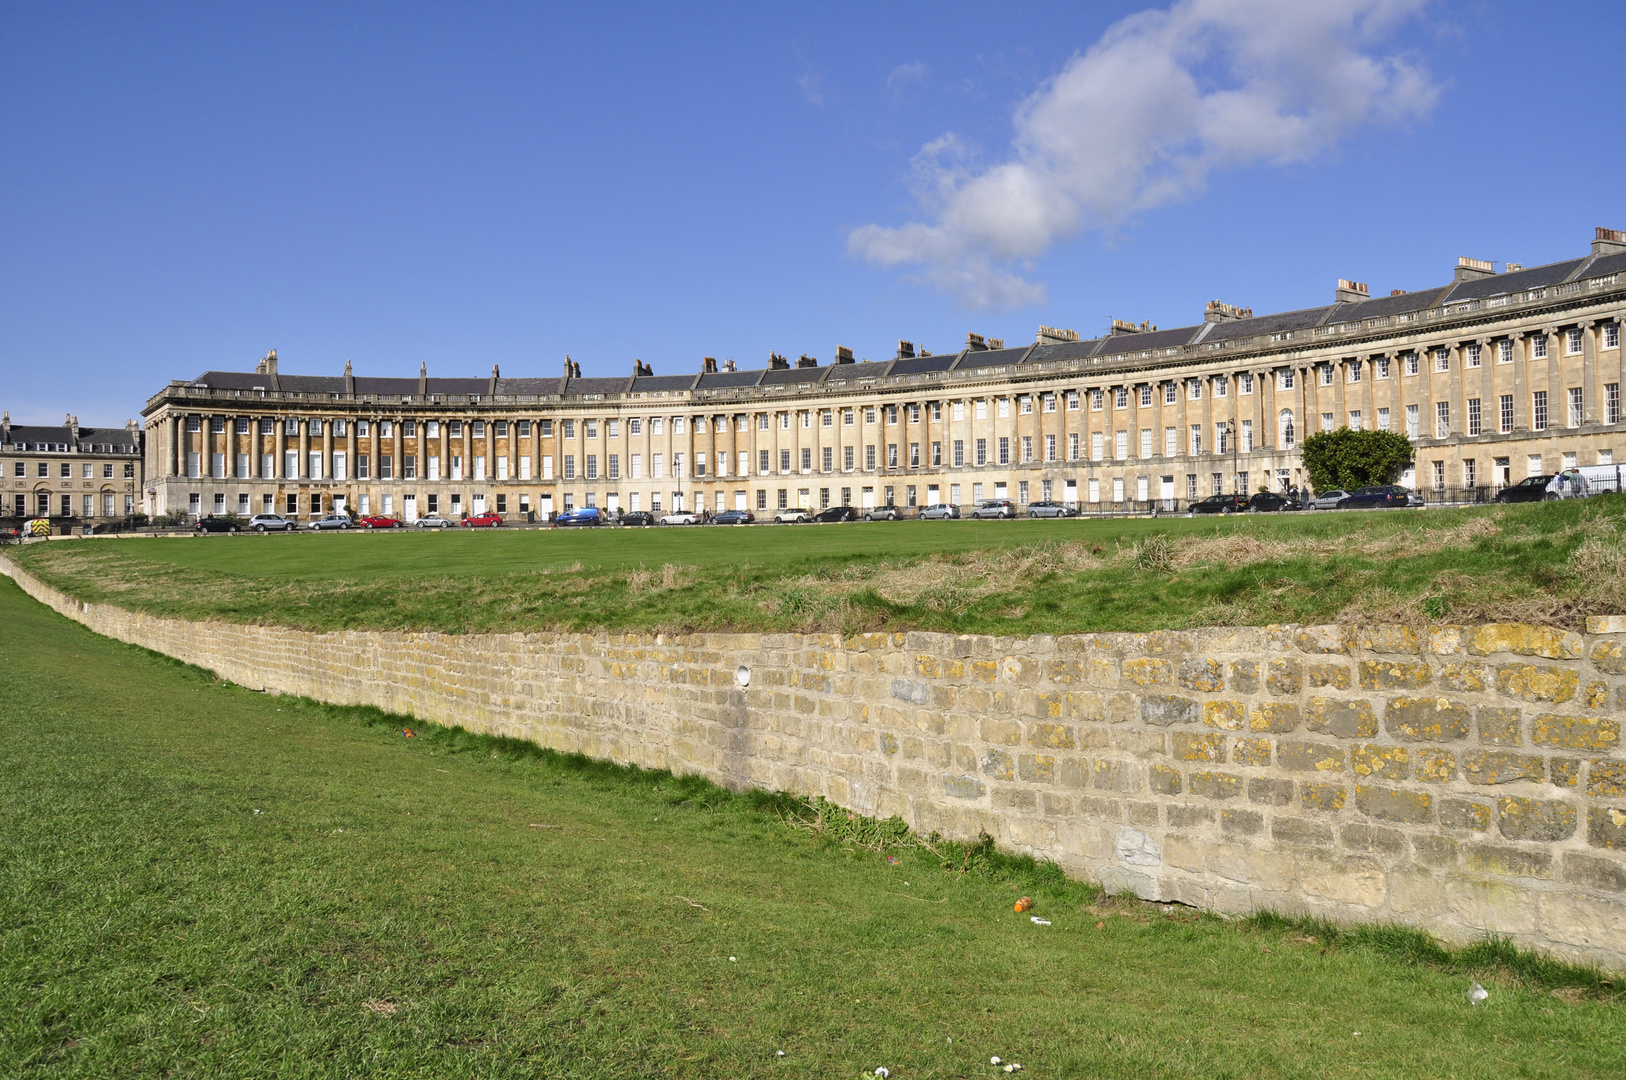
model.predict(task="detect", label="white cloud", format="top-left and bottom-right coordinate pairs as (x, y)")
top-left (798, 69), bottom-right (823, 106)
top-left (887, 61), bottom-right (928, 88)
top-left (849, 0), bottom-right (1440, 309)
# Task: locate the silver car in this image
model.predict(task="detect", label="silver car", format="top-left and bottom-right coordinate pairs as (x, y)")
top-left (413, 514), bottom-right (454, 529)
top-left (1306, 489), bottom-right (1349, 510)
top-left (308, 514), bottom-right (354, 530)
top-left (916, 503), bottom-right (960, 520)
top-left (248, 513), bottom-right (297, 532)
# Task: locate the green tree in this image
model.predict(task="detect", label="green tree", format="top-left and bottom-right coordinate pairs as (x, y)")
top-left (1300, 429), bottom-right (1414, 491)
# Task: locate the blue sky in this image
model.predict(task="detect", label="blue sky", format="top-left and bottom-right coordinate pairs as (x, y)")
top-left (3, 1), bottom-right (1624, 424)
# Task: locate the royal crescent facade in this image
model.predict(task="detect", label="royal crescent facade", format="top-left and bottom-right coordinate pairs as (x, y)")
top-left (140, 228), bottom-right (1626, 522)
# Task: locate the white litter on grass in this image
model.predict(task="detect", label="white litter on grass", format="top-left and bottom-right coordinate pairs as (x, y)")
top-left (1029, 916), bottom-right (1051, 926)
top-left (874, 1069), bottom-right (890, 1078)
top-left (776, 1050), bottom-right (785, 1057)
top-left (1469, 981), bottom-right (1489, 1005)
top-left (252, 809), bottom-right (261, 815)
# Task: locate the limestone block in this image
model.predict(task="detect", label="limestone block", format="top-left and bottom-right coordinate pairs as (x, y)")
top-left (1232, 737), bottom-right (1272, 767)
top-left (1189, 771), bottom-right (1244, 800)
top-left (1466, 843), bottom-right (1555, 879)
top-left (1296, 626), bottom-right (1354, 654)
top-left (1385, 697), bottom-right (1471, 742)
top-left (1173, 731), bottom-right (1227, 763)
top-left (1476, 706), bottom-right (1522, 746)
top-left (981, 748), bottom-right (1014, 780)
top-left (1467, 624), bottom-right (1585, 660)
top-left (1141, 694), bottom-right (1199, 726)
top-left (1532, 713), bottom-right (1620, 751)
top-left (1495, 664), bottom-right (1579, 704)
top-left (1589, 759), bottom-right (1626, 798)
top-left (1272, 815), bottom-right (1334, 846)
top-left (1168, 804), bottom-right (1214, 828)
top-left (1221, 808), bottom-right (1264, 837)
top-left (1250, 702), bottom-right (1301, 733)
top-left (1178, 658), bottom-right (1225, 693)
top-left (1307, 663), bottom-right (1352, 690)
top-left (1360, 660), bottom-right (1433, 690)
top-left (1203, 700), bottom-right (1246, 730)
top-left (1301, 860), bottom-right (1386, 908)
top-left (1341, 822), bottom-right (1406, 856)
top-left (1445, 877), bottom-right (1540, 935)
top-left (1496, 796), bottom-right (1577, 842)
top-left (1351, 743), bottom-right (1409, 780)
top-left (1357, 625), bottom-right (1421, 654)
top-left (1028, 722), bottom-right (1076, 749)
top-left (1354, 784), bottom-right (1433, 824)
top-left (1266, 658), bottom-right (1303, 696)
top-left (1586, 616), bottom-right (1626, 635)
top-left (1300, 782), bottom-right (1347, 812)
top-left (1590, 640), bottom-right (1626, 674)
top-left (1306, 697), bottom-right (1377, 739)
top-left (1276, 741), bottom-right (1346, 773)
top-left (1247, 777), bottom-right (1295, 805)
top-left (1564, 851), bottom-right (1626, 893)
top-left (1148, 762), bottom-right (1182, 795)
top-left (1122, 658), bottom-right (1173, 686)
top-left (1229, 659), bottom-right (1260, 694)
top-left (1538, 892), bottom-right (1626, 952)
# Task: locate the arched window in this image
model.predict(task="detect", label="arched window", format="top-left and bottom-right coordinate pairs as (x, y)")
top-left (1279, 409), bottom-right (1296, 448)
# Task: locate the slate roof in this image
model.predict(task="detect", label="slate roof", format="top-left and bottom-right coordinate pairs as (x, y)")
top-left (887, 354), bottom-right (958, 376)
top-left (1093, 325), bottom-right (1203, 357)
top-left (630, 374), bottom-right (698, 393)
top-left (952, 346), bottom-right (1030, 370)
top-left (5, 424), bottom-right (139, 451)
top-left (1441, 259), bottom-right (1588, 302)
top-left (759, 366), bottom-right (826, 386)
top-left (1028, 337), bottom-right (1105, 363)
top-left (695, 369), bottom-right (763, 389)
top-left (1200, 305), bottom-right (1337, 344)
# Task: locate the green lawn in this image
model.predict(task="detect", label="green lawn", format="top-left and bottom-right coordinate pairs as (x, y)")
top-left (2, 575), bottom-right (1624, 1078)
top-left (11, 497), bottom-right (1626, 636)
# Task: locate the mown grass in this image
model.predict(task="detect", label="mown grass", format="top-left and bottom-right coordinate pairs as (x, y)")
top-left (12, 497), bottom-right (1626, 637)
top-left (2, 574), bottom-right (1624, 1078)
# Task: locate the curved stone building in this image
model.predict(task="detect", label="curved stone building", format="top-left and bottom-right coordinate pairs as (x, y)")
top-left (142, 228), bottom-right (1626, 521)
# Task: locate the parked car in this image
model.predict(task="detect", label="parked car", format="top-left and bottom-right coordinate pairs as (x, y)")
top-left (1305, 489), bottom-right (1350, 510)
top-left (358, 514), bottom-right (404, 529)
top-left (660, 511), bottom-right (702, 525)
top-left (1246, 491), bottom-right (1303, 513)
top-left (1187, 494), bottom-right (1248, 515)
top-left (774, 507), bottom-right (811, 524)
top-left (917, 503), bottom-right (960, 520)
top-left (970, 499), bottom-right (1017, 519)
top-left (1025, 500), bottom-right (1077, 518)
top-left (552, 507), bottom-right (603, 527)
top-left (863, 504), bottom-right (902, 521)
top-left (814, 506), bottom-right (859, 523)
top-left (414, 514), bottom-right (455, 529)
top-left (308, 514), bottom-right (354, 531)
top-left (461, 512), bottom-right (503, 528)
top-left (620, 510), bottom-right (656, 526)
top-left (247, 513), bottom-right (298, 532)
top-left (194, 515), bottom-right (243, 534)
top-left (711, 509), bottom-right (754, 525)
top-left (1336, 485), bottom-right (1422, 510)
top-left (1494, 475), bottom-right (1556, 503)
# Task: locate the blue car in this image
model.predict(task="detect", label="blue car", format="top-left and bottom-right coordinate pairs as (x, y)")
top-left (553, 507), bottom-right (603, 527)
top-left (712, 509), bottom-right (755, 525)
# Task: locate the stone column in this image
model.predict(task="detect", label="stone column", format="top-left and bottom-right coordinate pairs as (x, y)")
top-left (168, 416), bottom-right (181, 476)
top-left (298, 419), bottom-right (309, 482)
top-left (1581, 320), bottom-right (1599, 425)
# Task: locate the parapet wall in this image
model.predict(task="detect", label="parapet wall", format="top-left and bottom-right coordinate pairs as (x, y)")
top-left (6, 554), bottom-right (1626, 968)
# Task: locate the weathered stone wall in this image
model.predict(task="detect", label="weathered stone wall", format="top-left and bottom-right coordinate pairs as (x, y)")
top-left (7, 554), bottom-right (1626, 968)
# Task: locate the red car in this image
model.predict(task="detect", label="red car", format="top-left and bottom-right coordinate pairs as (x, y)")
top-left (461, 512), bottom-right (503, 528)
top-left (358, 515), bottom-right (404, 529)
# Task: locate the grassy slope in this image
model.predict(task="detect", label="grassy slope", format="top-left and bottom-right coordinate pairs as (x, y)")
top-left (2, 575), bottom-right (1623, 1079)
top-left (11, 497), bottom-right (1626, 637)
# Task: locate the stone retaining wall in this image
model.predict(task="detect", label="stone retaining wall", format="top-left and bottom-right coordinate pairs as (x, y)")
top-left (6, 554), bottom-right (1626, 968)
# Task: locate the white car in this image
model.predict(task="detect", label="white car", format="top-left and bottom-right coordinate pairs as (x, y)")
top-left (774, 508), bottom-right (811, 524)
top-left (413, 515), bottom-right (454, 529)
top-left (660, 511), bottom-right (701, 525)
top-left (1306, 489), bottom-right (1350, 510)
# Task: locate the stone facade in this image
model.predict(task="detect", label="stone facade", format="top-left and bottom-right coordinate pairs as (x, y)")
top-left (1, 414), bottom-right (144, 524)
top-left (7, 555), bottom-right (1626, 969)
top-left (139, 229), bottom-right (1626, 521)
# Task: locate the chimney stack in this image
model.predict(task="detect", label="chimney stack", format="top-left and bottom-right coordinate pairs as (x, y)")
top-left (835, 345), bottom-right (855, 364)
top-left (1204, 300), bottom-right (1253, 323)
top-left (1595, 226), bottom-right (1626, 256)
top-left (965, 332), bottom-right (988, 351)
top-left (1035, 326), bottom-right (1079, 345)
top-left (723, 358), bottom-right (737, 372)
top-left (701, 357), bottom-right (717, 374)
top-left (895, 340), bottom-right (915, 359)
top-left (420, 361), bottom-right (429, 396)
top-left (768, 352), bottom-right (790, 370)
top-left (1455, 256), bottom-right (1495, 282)
top-left (345, 359), bottom-right (356, 396)
top-left (1334, 279), bottom-right (1369, 304)
top-left (796, 353), bottom-right (818, 368)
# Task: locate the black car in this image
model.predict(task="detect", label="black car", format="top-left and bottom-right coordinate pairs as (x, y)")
top-left (712, 509), bottom-right (755, 525)
top-left (1336, 485), bottom-right (1422, 510)
top-left (619, 511), bottom-right (655, 526)
top-left (194, 515), bottom-right (243, 533)
top-left (1187, 494), bottom-right (1248, 515)
top-left (1494, 475), bottom-right (1556, 503)
top-left (1246, 491), bottom-right (1302, 513)
top-left (812, 506), bottom-right (859, 523)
